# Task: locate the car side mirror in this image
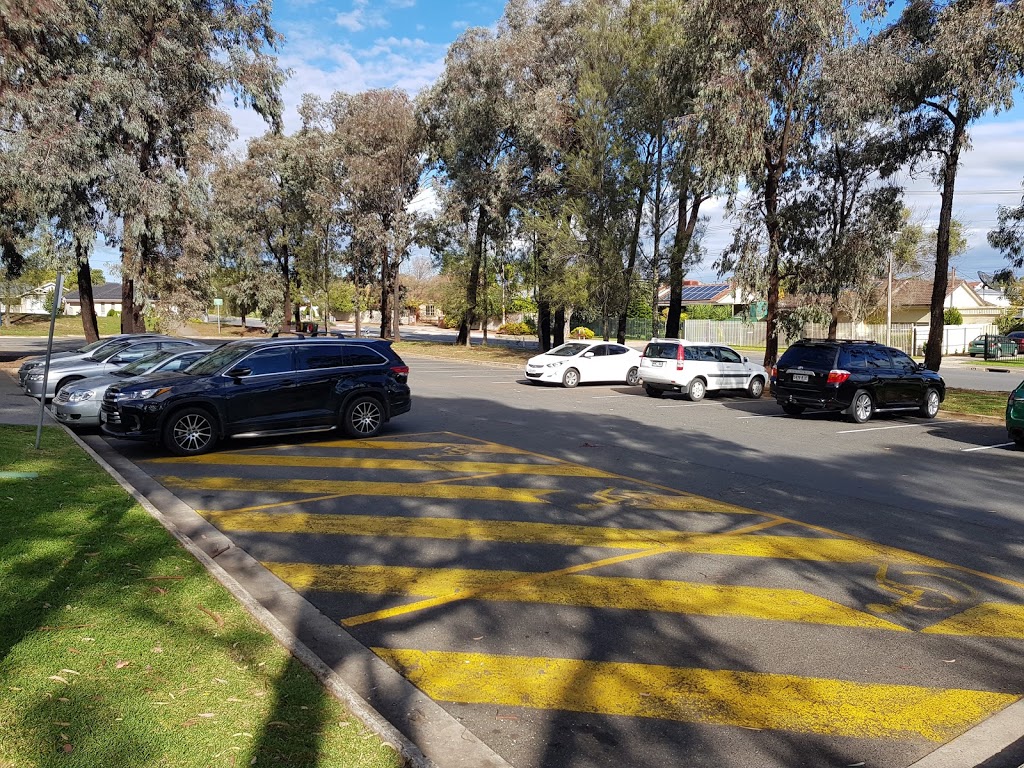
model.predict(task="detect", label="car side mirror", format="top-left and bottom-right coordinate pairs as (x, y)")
top-left (226, 367), bottom-right (252, 379)
top-left (742, 356), bottom-right (749, 363)
top-left (582, 351), bottom-right (594, 358)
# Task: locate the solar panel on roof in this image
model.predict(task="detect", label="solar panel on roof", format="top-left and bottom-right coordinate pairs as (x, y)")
top-left (680, 284), bottom-right (728, 302)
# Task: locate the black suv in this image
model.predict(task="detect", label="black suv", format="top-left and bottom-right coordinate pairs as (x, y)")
top-left (771, 339), bottom-right (944, 424)
top-left (101, 336), bottom-right (411, 455)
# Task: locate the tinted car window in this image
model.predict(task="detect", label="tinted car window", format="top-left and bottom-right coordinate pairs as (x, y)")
top-left (242, 347), bottom-right (294, 376)
top-left (864, 348), bottom-right (892, 370)
top-left (162, 352), bottom-right (207, 372)
top-left (548, 343), bottom-right (590, 357)
top-left (716, 347), bottom-right (742, 364)
top-left (113, 342), bottom-right (161, 362)
top-left (589, 345), bottom-right (608, 357)
top-left (840, 347), bottom-right (867, 370)
top-left (889, 350), bottom-right (918, 373)
top-left (187, 344), bottom-right (253, 375)
top-left (644, 343), bottom-right (680, 359)
top-left (777, 345), bottom-right (836, 370)
top-left (609, 345), bottom-right (629, 356)
top-left (296, 343), bottom-right (346, 370)
top-left (343, 345), bottom-right (387, 367)
top-left (691, 346), bottom-right (716, 362)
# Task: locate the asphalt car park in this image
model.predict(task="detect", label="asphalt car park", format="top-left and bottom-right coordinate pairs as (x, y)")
top-left (79, 354), bottom-right (1024, 768)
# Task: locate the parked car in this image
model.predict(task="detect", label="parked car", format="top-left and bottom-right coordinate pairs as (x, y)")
top-left (771, 339), bottom-right (944, 423)
top-left (967, 335), bottom-right (1019, 358)
top-left (101, 336), bottom-right (411, 456)
top-left (23, 336), bottom-right (201, 399)
top-left (18, 333), bottom-right (163, 388)
top-left (52, 347), bottom-right (212, 428)
top-left (638, 339), bottom-right (768, 401)
top-left (1008, 379), bottom-right (1024, 449)
top-left (1006, 330), bottom-right (1024, 354)
top-left (524, 341), bottom-right (642, 388)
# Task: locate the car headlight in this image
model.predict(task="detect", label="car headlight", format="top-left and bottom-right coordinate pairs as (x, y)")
top-left (66, 390), bottom-right (94, 402)
top-left (22, 362), bottom-right (41, 371)
top-left (27, 373), bottom-right (43, 381)
top-left (116, 387), bottom-right (171, 401)
top-left (546, 361), bottom-right (566, 368)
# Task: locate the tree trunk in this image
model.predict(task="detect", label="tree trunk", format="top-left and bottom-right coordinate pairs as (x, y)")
top-left (119, 228), bottom-right (148, 333)
top-left (616, 181), bottom-right (647, 345)
top-left (827, 314), bottom-right (839, 340)
top-left (354, 263), bottom-right (362, 337)
top-left (554, 307), bottom-right (565, 347)
top-left (924, 122), bottom-right (965, 372)
top-left (665, 187), bottom-right (703, 339)
top-left (75, 246), bottom-right (100, 343)
top-left (763, 157), bottom-right (783, 370)
top-left (457, 206), bottom-right (486, 347)
top-left (380, 247), bottom-right (393, 339)
top-left (538, 299), bottom-right (552, 352)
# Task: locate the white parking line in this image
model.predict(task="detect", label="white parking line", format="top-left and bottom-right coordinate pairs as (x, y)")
top-left (836, 423), bottom-right (931, 434)
top-left (656, 404), bottom-right (700, 408)
top-left (961, 442), bottom-right (1016, 453)
top-left (592, 395), bottom-right (631, 399)
top-left (737, 414), bottom-right (780, 419)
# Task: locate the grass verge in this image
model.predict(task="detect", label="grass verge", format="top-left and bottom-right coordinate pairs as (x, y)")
top-left (0, 425), bottom-right (403, 768)
top-left (0, 316), bottom-right (122, 338)
top-left (943, 388), bottom-right (1010, 419)
top-left (393, 339), bottom-right (535, 365)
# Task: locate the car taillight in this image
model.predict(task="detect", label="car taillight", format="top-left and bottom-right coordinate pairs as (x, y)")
top-left (676, 345), bottom-right (685, 371)
top-left (390, 365), bottom-right (409, 376)
top-left (770, 366), bottom-right (777, 378)
top-left (826, 369), bottom-right (851, 384)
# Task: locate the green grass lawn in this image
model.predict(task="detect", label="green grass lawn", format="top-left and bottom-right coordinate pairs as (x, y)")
top-left (0, 426), bottom-right (402, 768)
top-left (943, 388), bottom-right (1010, 419)
top-left (0, 315), bottom-right (123, 337)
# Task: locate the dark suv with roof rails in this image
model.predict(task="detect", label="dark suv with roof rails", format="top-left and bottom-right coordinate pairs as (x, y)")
top-left (101, 335), bottom-right (411, 455)
top-left (771, 339), bottom-right (945, 424)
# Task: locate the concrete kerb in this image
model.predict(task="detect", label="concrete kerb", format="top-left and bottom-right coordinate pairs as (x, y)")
top-left (52, 423), bottom-right (513, 768)
top-left (907, 698), bottom-right (1024, 768)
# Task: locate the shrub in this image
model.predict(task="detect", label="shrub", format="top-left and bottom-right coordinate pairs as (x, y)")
top-left (497, 321), bottom-right (531, 336)
top-left (943, 307), bottom-right (963, 325)
top-left (570, 326), bottom-right (595, 339)
top-left (106, 308), bottom-right (121, 317)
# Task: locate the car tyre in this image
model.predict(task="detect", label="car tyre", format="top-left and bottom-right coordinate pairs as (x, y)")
top-left (626, 366), bottom-right (640, 386)
top-left (562, 368), bottom-right (580, 388)
top-left (746, 377), bottom-right (765, 399)
top-left (686, 378), bottom-right (706, 402)
top-left (781, 403), bottom-right (804, 416)
top-left (1015, 436), bottom-right (1024, 450)
top-left (644, 385), bottom-right (663, 398)
top-left (343, 395), bottom-right (384, 438)
top-left (849, 390), bottom-right (874, 424)
top-left (163, 407), bottom-right (217, 456)
top-left (919, 388), bottom-right (940, 419)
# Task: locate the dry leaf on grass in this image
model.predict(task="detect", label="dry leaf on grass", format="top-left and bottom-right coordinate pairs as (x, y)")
top-left (47, 676), bottom-right (69, 684)
top-left (115, 660), bottom-right (131, 669)
top-left (197, 605), bottom-right (225, 628)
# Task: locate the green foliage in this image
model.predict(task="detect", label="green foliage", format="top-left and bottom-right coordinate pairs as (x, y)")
top-left (106, 308), bottom-right (120, 317)
top-left (571, 326), bottom-right (595, 339)
top-left (498, 321), bottom-right (532, 336)
top-left (42, 289), bottom-right (55, 313)
top-left (995, 308), bottom-right (1024, 335)
top-left (943, 307), bottom-right (963, 325)
top-left (682, 304), bottom-right (733, 321)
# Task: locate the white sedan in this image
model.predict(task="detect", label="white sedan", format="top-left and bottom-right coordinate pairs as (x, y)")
top-left (524, 341), bottom-right (642, 388)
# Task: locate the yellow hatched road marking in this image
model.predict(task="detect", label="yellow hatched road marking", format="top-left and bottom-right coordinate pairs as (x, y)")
top-left (371, 648), bottom-right (1019, 741)
top-left (199, 509), bottom-right (942, 565)
top-left (314, 439), bottom-right (531, 454)
top-left (166, 477), bottom-right (554, 504)
top-left (265, 562), bottom-right (906, 631)
top-left (149, 453), bottom-right (614, 478)
top-left (923, 603), bottom-right (1024, 638)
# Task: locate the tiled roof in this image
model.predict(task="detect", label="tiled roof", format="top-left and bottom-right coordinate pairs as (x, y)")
top-left (890, 278), bottom-right (968, 306)
top-left (64, 283), bottom-right (122, 302)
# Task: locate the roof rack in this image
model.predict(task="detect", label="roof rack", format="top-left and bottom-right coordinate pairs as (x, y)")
top-left (799, 338), bottom-right (879, 344)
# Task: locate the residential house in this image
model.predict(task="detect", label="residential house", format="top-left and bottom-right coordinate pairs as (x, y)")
top-left (0, 281), bottom-right (56, 316)
top-left (889, 277), bottom-right (1001, 325)
top-left (656, 281), bottom-right (748, 315)
top-left (63, 283), bottom-right (123, 318)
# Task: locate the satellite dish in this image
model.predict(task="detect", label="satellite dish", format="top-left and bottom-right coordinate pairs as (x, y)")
top-left (978, 271), bottom-right (1001, 289)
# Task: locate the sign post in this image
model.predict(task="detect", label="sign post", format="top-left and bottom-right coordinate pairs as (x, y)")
top-left (213, 298), bottom-right (223, 334)
top-left (36, 274), bottom-right (64, 449)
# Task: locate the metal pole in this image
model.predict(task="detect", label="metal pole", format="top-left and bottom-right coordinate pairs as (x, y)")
top-left (35, 274), bottom-right (64, 449)
top-left (886, 254), bottom-right (892, 347)
top-left (217, 303), bottom-right (221, 335)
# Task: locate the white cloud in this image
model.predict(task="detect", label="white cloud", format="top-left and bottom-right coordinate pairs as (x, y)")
top-left (451, 19), bottom-right (469, 30)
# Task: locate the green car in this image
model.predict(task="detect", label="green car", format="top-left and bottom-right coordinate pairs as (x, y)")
top-left (1009, 380), bottom-right (1024, 449)
top-left (968, 335), bottom-right (1019, 358)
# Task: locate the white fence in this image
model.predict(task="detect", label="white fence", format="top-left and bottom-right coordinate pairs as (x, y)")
top-left (680, 320), bottom-right (917, 354)
top-left (912, 323), bottom-right (998, 355)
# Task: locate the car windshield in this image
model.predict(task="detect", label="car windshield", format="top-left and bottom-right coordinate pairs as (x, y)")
top-left (76, 338), bottom-right (111, 353)
top-left (118, 350), bottom-right (175, 376)
top-left (777, 345), bottom-right (836, 370)
top-left (546, 343), bottom-right (591, 357)
top-left (183, 344), bottom-right (252, 375)
top-left (971, 336), bottom-right (989, 343)
top-left (87, 341), bottom-right (133, 362)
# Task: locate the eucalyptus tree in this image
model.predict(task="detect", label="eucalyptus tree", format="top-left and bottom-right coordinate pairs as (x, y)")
top-left (700, 0), bottom-right (852, 368)
top-left (95, 0), bottom-right (284, 333)
top-left (846, 0), bottom-right (1024, 370)
top-left (989, 180), bottom-right (1024, 270)
top-left (422, 26), bottom-right (522, 346)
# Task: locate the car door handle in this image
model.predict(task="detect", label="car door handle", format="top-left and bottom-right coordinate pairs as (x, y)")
top-left (278, 379), bottom-right (297, 388)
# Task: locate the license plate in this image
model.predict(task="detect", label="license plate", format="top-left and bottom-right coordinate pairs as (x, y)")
top-left (652, 360), bottom-right (664, 367)
top-left (792, 373), bottom-right (809, 382)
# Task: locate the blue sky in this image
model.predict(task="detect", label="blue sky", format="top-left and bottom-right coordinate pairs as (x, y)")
top-left (91, 0), bottom-right (1024, 288)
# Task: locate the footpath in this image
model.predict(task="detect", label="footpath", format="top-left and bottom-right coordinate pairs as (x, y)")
top-left (1, 342), bottom-right (1022, 768)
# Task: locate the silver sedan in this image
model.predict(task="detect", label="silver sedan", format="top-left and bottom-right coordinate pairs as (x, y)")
top-left (52, 347), bottom-right (212, 428)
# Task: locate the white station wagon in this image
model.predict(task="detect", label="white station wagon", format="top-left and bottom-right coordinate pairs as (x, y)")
top-left (639, 338), bottom-right (768, 401)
